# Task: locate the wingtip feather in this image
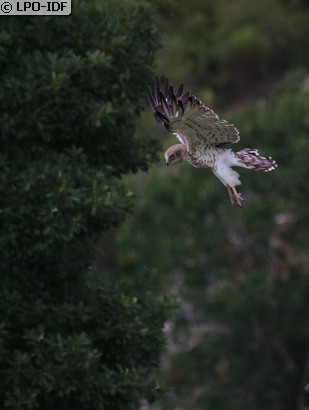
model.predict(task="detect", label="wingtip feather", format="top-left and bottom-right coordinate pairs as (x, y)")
top-left (175, 83), bottom-right (184, 98)
top-left (159, 91), bottom-right (171, 117)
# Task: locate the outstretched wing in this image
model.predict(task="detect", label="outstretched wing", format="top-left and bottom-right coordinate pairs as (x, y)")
top-left (146, 77), bottom-right (240, 151)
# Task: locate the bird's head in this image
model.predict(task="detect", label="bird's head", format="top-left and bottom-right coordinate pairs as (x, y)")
top-left (164, 144), bottom-right (187, 166)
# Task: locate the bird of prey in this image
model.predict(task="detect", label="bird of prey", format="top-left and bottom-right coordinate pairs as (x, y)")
top-left (146, 77), bottom-right (277, 207)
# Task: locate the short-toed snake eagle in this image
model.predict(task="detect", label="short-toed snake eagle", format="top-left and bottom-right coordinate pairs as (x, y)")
top-left (146, 77), bottom-right (277, 207)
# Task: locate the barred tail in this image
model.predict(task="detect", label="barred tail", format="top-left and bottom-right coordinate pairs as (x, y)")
top-left (235, 148), bottom-right (277, 172)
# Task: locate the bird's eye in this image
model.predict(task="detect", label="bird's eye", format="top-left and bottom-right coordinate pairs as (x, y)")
top-left (169, 154), bottom-right (175, 161)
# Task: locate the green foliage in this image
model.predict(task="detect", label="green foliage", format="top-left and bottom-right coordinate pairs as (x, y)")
top-left (0, 273), bottom-right (171, 409)
top-left (0, 1), bottom-right (172, 408)
top-left (0, 2), bottom-right (162, 270)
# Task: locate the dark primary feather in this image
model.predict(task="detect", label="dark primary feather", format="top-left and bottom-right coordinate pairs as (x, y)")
top-left (146, 77), bottom-right (186, 123)
top-left (146, 77), bottom-right (240, 150)
top-left (175, 83), bottom-right (184, 98)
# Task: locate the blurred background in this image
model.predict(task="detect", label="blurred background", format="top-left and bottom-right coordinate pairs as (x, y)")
top-left (1, 0), bottom-right (308, 409)
top-left (100, 0), bottom-right (309, 409)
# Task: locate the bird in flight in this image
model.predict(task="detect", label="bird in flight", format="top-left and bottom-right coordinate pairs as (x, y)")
top-left (146, 77), bottom-right (277, 207)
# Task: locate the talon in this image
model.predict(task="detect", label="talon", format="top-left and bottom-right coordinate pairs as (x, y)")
top-left (227, 186), bottom-right (243, 207)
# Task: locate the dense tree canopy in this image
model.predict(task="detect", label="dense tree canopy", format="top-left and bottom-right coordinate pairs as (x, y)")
top-left (0, 2), bottom-right (172, 409)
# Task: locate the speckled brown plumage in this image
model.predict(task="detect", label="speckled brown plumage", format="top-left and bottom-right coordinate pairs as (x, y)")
top-left (146, 77), bottom-right (277, 207)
